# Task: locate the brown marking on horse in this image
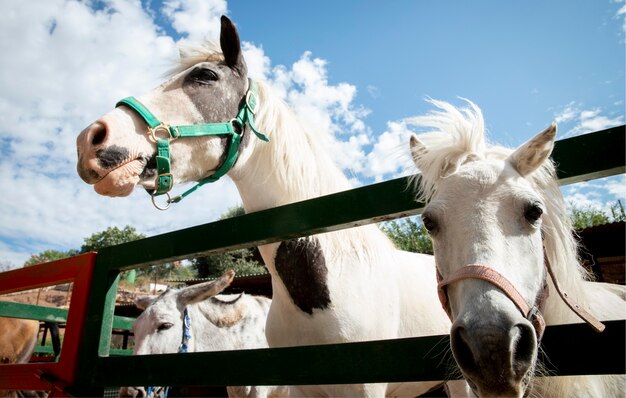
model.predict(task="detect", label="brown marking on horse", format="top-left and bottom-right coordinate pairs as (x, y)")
top-left (0, 317), bottom-right (39, 365)
top-left (0, 317), bottom-right (45, 398)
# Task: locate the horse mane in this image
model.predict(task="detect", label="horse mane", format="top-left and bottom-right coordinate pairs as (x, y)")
top-left (174, 41), bottom-right (395, 263)
top-left (407, 99), bottom-right (591, 320)
top-left (253, 80), bottom-right (396, 262)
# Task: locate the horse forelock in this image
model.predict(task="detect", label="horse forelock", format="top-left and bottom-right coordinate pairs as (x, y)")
top-left (406, 99), bottom-right (511, 203)
top-left (166, 41), bottom-right (225, 78)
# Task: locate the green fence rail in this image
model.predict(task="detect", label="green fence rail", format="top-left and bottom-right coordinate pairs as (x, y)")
top-left (1, 125), bottom-right (624, 395)
top-left (0, 301), bottom-right (135, 330)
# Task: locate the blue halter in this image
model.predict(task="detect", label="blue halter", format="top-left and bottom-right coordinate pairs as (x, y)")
top-left (145, 308), bottom-right (191, 398)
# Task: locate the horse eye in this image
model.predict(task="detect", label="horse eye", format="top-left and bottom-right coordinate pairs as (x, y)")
top-left (524, 203), bottom-right (544, 224)
top-left (157, 322), bottom-right (174, 332)
top-left (421, 214), bottom-right (437, 233)
top-left (190, 68), bottom-right (218, 84)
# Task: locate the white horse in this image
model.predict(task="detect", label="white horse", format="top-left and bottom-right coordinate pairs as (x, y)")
top-left (120, 270), bottom-right (286, 398)
top-left (408, 99), bottom-right (626, 397)
top-left (76, 16), bottom-right (466, 397)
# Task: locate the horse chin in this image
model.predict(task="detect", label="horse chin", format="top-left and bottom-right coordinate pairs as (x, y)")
top-left (465, 376), bottom-right (530, 398)
top-left (94, 159), bottom-right (144, 197)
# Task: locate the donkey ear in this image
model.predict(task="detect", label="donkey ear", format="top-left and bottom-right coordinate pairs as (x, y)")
top-left (220, 16), bottom-right (246, 75)
top-left (178, 269), bottom-right (235, 307)
top-left (508, 124), bottom-right (557, 177)
top-left (203, 294), bottom-right (247, 327)
top-left (135, 295), bottom-right (158, 311)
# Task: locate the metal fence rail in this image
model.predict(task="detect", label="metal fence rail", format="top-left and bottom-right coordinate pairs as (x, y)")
top-left (0, 125), bottom-right (624, 396)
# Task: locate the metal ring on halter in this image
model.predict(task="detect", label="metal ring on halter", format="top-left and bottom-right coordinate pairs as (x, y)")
top-left (230, 118), bottom-right (243, 134)
top-left (151, 191), bottom-right (172, 211)
top-left (149, 124), bottom-right (176, 142)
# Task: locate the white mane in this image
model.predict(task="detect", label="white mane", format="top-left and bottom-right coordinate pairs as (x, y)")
top-left (253, 81), bottom-right (396, 262)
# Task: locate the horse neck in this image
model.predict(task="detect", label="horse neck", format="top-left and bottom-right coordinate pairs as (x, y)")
top-left (231, 81), bottom-right (394, 261)
top-left (232, 81), bottom-right (353, 211)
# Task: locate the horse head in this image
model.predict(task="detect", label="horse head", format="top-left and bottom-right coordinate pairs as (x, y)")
top-left (76, 16), bottom-right (260, 208)
top-left (409, 100), bottom-right (557, 397)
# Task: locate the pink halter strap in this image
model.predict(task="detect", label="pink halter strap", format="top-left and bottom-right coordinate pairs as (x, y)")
top-left (437, 264), bottom-right (548, 339)
top-left (436, 257), bottom-right (605, 340)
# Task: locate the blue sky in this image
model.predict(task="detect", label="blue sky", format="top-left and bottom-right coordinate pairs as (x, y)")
top-left (0, 0), bottom-right (624, 267)
top-left (229, 1), bottom-right (624, 143)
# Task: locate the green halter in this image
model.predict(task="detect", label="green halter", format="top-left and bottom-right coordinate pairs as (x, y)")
top-left (116, 79), bottom-right (268, 210)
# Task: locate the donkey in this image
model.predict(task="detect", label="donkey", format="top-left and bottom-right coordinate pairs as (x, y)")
top-left (121, 270), bottom-right (287, 398)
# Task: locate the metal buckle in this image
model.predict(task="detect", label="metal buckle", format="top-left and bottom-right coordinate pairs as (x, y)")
top-left (527, 305), bottom-right (539, 321)
top-left (245, 90), bottom-right (258, 114)
top-left (156, 172), bottom-right (173, 190)
top-left (149, 124), bottom-right (176, 142)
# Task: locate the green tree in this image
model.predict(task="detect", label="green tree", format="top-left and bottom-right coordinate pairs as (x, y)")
top-left (382, 217), bottom-right (433, 254)
top-left (191, 205), bottom-right (267, 278)
top-left (570, 206), bottom-right (609, 230)
top-left (609, 200), bottom-right (625, 223)
top-left (79, 225), bottom-right (181, 281)
top-left (80, 226), bottom-right (146, 253)
top-left (23, 249), bottom-right (79, 267)
top-left (192, 249), bottom-right (266, 278)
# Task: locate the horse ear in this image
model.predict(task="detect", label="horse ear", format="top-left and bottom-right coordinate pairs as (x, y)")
top-left (220, 15), bottom-right (246, 75)
top-left (135, 295), bottom-right (158, 311)
top-left (508, 124), bottom-right (557, 177)
top-left (178, 269), bottom-right (236, 307)
top-left (409, 134), bottom-right (428, 169)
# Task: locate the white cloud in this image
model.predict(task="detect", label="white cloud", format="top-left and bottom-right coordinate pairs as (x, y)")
top-left (561, 174), bottom-right (626, 216)
top-left (602, 174), bottom-right (626, 198)
top-left (553, 101), bottom-right (578, 124)
top-left (161, 0), bottom-right (227, 42)
top-left (615, 0), bottom-right (626, 34)
top-left (364, 121), bottom-right (415, 182)
top-left (553, 102), bottom-right (624, 138)
top-left (258, 50), bottom-right (373, 175)
top-left (242, 42), bottom-right (271, 80)
top-left (367, 85), bottom-right (380, 99)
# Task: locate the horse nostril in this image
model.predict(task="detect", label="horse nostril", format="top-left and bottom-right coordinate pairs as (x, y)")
top-left (511, 323), bottom-right (537, 379)
top-left (450, 324), bottom-right (479, 375)
top-left (91, 123), bottom-right (107, 146)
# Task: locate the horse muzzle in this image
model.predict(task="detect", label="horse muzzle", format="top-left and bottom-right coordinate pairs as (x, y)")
top-left (450, 317), bottom-right (536, 398)
top-left (76, 120), bottom-right (150, 197)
